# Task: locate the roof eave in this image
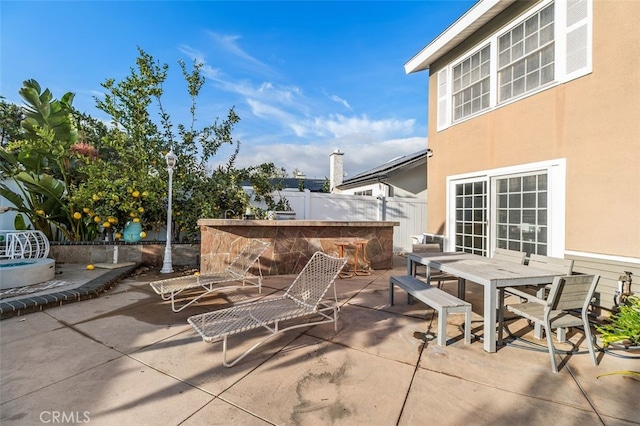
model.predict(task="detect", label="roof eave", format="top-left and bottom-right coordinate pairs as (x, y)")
top-left (338, 156), bottom-right (427, 188)
top-left (404, 0), bottom-right (516, 74)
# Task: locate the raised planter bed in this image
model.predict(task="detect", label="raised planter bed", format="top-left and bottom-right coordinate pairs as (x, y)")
top-left (49, 241), bottom-right (200, 267)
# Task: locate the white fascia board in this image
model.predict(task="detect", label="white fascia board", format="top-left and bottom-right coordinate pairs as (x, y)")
top-left (404, 0), bottom-right (515, 74)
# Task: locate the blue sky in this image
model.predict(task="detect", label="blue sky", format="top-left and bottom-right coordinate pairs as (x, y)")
top-left (1, 1), bottom-right (475, 179)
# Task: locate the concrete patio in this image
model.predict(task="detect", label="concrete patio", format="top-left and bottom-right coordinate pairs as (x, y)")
top-left (1, 256), bottom-right (638, 425)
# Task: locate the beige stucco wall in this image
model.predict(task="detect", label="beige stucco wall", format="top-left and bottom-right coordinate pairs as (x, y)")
top-left (425, 0), bottom-right (640, 259)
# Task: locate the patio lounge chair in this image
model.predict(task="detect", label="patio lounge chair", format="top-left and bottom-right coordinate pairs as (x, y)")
top-left (505, 274), bottom-right (600, 373)
top-left (187, 251), bottom-right (347, 367)
top-left (149, 239), bottom-right (270, 312)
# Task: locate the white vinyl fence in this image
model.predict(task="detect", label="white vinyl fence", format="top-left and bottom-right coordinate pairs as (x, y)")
top-left (256, 190), bottom-right (427, 253)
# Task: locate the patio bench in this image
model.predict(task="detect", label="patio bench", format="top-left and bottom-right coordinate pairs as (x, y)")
top-left (389, 275), bottom-right (471, 346)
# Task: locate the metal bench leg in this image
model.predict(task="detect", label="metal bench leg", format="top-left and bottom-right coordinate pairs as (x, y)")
top-left (464, 307), bottom-right (472, 344)
top-left (437, 308), bottom-right (447, 346)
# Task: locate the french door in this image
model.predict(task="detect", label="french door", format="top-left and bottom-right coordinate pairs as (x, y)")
top-left (448, 160), bottom-right (565, 258)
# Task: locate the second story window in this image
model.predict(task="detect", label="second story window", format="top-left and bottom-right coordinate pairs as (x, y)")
top-left (498, 4), bottom-right (555, 102)
top-left (453, 45), bottom-right (491, 121)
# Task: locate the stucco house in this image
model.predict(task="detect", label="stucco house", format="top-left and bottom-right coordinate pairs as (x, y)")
top-left (405, 0), bottom-right (639, 308)
top-left (331, 149), bottom-right (430, 198)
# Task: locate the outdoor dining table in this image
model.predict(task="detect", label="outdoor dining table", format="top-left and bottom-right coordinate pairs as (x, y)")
top-left (407, 252), bottom-right (564, 353)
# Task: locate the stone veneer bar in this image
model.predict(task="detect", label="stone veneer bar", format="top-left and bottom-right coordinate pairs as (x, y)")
top-left (198, 219), bottom-right (398, 276)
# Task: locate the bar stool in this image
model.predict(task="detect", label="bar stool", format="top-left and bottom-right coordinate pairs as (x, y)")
top-left (353, 240), bottom-right (371, 276)
top-left (334, 241), bottom-right (353, 278)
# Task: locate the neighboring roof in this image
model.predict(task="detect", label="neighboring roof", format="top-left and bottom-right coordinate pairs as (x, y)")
top-left (242, 178), bottom-right (326, 192)
top-left (277, 178), bottom-right (326, 192)
top-left (337, 149), bottom-right (430, 189)
top-left (404, 0), bottom-right (516, 74)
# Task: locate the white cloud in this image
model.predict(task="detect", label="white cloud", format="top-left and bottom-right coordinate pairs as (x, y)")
top-left (214, 135), bottom-right (427, 179)
top-left (327, 93), bottom-right (351, 110)
top-left (178, 45), bottom-right (206, 64)
top-left (246, 99), bottom-right (311, 137)
top-left (207, 31), bottom-right (269, 69)
top-left (178, 45), bottom-right (221, 79)
top-left (313, 114), bottom-right (415, 139)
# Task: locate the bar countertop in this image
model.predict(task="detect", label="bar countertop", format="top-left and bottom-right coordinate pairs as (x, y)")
top-left (198, 219), bottom-right (399, 227)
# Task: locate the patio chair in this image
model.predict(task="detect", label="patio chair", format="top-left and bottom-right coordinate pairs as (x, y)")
top-left (498, 253), bottom-right (574, 343)
top-left (505, 274), bottom-right (600, 373)
top-left (149, 239), bottom-right (270, 312)
top-left (187, 251), bottom-right (347, 367)
top-left (528, 254), bottom-right (574, 275)
top-left (492, 247), bottom-right (526, 264)
top-left (411, 242), bottom-right (458, 290)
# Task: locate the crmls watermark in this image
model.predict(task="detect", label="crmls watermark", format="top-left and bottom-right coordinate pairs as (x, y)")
top-left (39, 411), bottom-right (90, 423)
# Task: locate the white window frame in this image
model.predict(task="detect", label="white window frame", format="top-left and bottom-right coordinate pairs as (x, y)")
top-left (452, 44), bottom-right (492, 121)
top-left (445, 158), bottom-right (566, 257)
top-left (437, 0), bottom-right (592, 131)
top-left (497, 3), bottom-right (556, 103)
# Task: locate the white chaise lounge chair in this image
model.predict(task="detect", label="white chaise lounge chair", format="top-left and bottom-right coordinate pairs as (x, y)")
top-left (187, 251), bottom-right (347, 367)
top-left (150, 239), bottom-right (270, 312)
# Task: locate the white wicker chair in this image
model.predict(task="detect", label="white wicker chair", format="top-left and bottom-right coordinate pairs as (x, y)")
top-left (149, 239), bottom-right (270, 312)
top-left (187, 251), bottom-right (347, 367)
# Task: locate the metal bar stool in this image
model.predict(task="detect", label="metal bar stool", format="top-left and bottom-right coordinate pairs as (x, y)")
top-left (335, 241), bottom-right (354, 278)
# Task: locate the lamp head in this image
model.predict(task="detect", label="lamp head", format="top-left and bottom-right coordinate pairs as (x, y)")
top-left (165, 149), bottom-right (178, 169)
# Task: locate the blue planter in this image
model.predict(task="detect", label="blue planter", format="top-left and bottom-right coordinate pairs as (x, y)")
top-left (123, 221), bottom-right (143, 243)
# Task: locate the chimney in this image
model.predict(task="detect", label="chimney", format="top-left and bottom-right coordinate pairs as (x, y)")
top-left (330, 149), bottom-right (344, 192)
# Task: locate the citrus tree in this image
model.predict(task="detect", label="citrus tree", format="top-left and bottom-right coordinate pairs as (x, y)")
top-left (73, 48), bottom-right (290, 242)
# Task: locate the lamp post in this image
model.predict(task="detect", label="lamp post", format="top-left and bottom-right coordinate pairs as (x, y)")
top-left (160, 149), bottom-right (178, 274)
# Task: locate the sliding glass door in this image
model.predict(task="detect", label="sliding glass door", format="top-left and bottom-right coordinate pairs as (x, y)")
top-left (448, 160), bottom-right (564, 258)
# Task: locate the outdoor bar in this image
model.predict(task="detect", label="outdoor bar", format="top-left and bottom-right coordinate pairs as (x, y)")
top-left (198, 219), bottom-right (398, 275)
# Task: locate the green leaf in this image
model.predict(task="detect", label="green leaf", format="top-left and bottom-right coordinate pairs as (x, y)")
top-left (16, 172), bottom-right (65, 200)
top-left (40, 88), bottom-right (53, 106)
top-left (0, 185), bottom-right (26, 210)
top-left (14, 213), bottom-right (29, 230)
top-left (19, 86), bottom-right (41, 109)
top-left (23, 79), bottom-right (41, 93)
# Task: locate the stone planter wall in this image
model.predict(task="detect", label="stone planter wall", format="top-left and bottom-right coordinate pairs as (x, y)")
top-left (50, 242), bottom-right (200, 267)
